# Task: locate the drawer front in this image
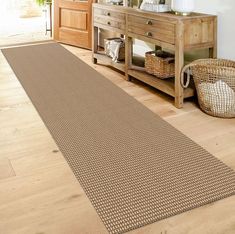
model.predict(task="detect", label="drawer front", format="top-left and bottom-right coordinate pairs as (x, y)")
top-left (94, 8), bottom-right (125, 22)
top-left (128, 15), bottom-right (175, 44)
top-left (94, 15), bottom-right (125, 30)
top-left (93, 7), bottom-right (125, 31)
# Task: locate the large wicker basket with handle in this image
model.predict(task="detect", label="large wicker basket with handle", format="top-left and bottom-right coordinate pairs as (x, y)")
top-left (145, 50), bottom-right (175, 79)
top-left (181, 59), bottom-right (235, 118)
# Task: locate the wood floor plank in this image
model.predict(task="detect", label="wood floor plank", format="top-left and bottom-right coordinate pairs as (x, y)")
top-left (0, 184), bottom-right (106, 234)
top-left (0, 158), bottom-right (15, 180)
top-left (0, 163), bottom-right (75, 204)
top-left (10, 150), bottom-right (64, 176)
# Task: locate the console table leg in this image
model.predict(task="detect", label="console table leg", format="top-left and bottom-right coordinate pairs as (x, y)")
top-left (92, 25), bottom-right (98, 64)
top-left (125, 36), bottom-right (132, 81)
top-left (175, 22), bottom-right (184, 109)
top-left (126, 75), bottom-right (132, 81)
top-left (209, 46), bottom-right (217, 58)
top-left (125, 73), bottom-right (131, 81)
top-left (209, 17), bottom-right (217, 59)
top-left (92, 58), bottom-right (97, 64)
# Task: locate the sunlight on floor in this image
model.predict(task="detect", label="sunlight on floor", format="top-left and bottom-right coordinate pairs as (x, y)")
top-left (0, 0), bottom-right (51, 47)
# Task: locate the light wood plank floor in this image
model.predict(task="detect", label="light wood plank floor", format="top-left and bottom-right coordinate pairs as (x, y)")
top-left (0, 43), bottom-right (234, 234)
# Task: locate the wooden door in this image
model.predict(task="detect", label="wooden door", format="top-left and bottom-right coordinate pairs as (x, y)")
top-left (54, 0), bottom-right (94, 49)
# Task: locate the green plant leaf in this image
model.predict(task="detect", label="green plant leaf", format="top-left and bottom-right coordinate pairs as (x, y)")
top-left (35, 0), bottom-right (52, 5)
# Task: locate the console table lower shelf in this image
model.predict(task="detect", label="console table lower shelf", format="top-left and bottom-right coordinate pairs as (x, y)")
top-left (128, 69), bottom-right (195, 99)
top-left (93, 53), bottom-right (195, 100)
top-left (93, 52), bottom-right (125, 72)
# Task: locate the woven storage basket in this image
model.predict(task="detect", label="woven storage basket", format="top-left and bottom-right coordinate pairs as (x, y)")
top-left (181, 59), bottom-right (235, 118)
top-left (104, 38), bottom-right (125, 62)
top-left (145, 50), bottom-right (175, 79)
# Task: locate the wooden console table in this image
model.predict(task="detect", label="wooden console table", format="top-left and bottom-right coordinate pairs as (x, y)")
top-left (92, 3), bottom-right (217, 108)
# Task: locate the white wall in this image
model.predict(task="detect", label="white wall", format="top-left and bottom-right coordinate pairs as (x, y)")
top-left (194, 0), bottom-right (235, 60)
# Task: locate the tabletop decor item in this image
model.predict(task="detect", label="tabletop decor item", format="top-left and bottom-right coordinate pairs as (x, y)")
top-left (140, 0), bottom-right (170, 12)
top-left (171, 0), bottom-right (195, 16)
top-left (108, 0), bottom-right (123, 5)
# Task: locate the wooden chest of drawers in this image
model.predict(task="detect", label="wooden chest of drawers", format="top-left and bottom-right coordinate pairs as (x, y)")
top-left (92, 4), bottom-right (217, 108)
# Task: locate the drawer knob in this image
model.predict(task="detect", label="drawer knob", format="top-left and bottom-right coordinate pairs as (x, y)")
top-left (106, 12), bottom-right (110, 16)
top-left (145, 32), bottom-right (152, 37)
top-left (107, 21), bottom-right (111, 25)
top-left (146, 20), bottom-right (153, 25)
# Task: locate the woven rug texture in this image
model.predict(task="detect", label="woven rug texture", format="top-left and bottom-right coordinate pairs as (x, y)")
top-left (2, 43), bottom-right (235, 234)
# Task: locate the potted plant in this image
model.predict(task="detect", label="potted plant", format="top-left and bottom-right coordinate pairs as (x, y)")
top-left (35, 0), bottom-right (52, 6)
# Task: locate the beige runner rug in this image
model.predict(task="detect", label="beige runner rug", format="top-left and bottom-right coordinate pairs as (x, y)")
top-left (2, 43), bottom-right (235, 234)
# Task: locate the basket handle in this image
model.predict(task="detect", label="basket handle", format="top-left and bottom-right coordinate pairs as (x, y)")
top-left (180, 63), bottom-right (196, 88)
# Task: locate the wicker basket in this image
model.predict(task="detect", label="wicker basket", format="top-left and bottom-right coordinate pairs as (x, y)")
top-left (145, 50), bottom-right (175, 79)
top-left (104, 38), bottom-right (125, 62)
top-left (181, 59), bottom-right (235, 118)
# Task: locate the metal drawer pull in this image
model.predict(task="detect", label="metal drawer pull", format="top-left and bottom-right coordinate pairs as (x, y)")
top-left (107, 21), bottom-right (111, 25)
top-left (146, 20), bottom-right (153, 25)
top-left (145, 32), bottom-right (152, 37)
top-left (106, 12), bottom-right (111, 16)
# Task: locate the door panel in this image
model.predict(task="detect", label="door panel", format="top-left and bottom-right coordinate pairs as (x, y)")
top-left (54, 0), bottom-right (94, 49)
top-left (61, 9), bottom-right (87, 30)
